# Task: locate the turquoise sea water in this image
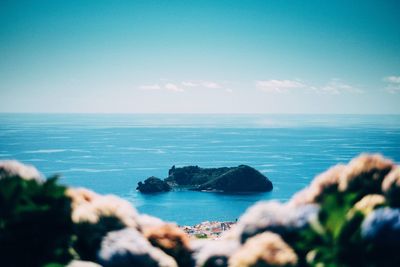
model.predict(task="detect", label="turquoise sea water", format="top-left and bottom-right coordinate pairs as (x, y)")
top-left (0, 114), bottom-right (399, 225)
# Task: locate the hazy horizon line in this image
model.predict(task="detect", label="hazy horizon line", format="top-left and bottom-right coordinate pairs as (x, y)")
top-left (1, 112), bottom-right (400, 116)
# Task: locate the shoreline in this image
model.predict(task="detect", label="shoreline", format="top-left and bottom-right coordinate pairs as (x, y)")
top-left (179, 221), bottom-right (236, 239)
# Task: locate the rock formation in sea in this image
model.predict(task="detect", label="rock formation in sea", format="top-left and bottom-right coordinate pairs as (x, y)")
top-left (194, 165), bottom-right (273, 193)
top-left (137, 176), bottom-right (172, 193)
top-left (138, 165), bottom-right (273, 193)
top-left (1, 153), bottom-right (400, 267)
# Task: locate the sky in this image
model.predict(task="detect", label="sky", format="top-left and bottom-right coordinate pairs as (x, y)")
top-left (0, 0), bottom-right (400, 114)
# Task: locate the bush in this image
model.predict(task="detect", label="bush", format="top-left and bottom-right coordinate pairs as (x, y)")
top-left (0, 175), bottom-right (74, 267)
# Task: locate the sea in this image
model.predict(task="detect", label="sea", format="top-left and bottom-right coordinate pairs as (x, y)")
top-left (0, 114), bottom-right (399, 225)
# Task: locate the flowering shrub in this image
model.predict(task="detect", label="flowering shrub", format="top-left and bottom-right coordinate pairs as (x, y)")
top-left (0, 164), bottom-right (73, 267)
top-left (230, 232), bottom-right (298, 267)
top-left (0, 154), bottom-right (399, 267)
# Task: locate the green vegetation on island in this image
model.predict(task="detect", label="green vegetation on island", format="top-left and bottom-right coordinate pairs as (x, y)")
top-left (137, 165), bottom-right (273, 193)
top-left (136, 176), bottom-right (171, 193)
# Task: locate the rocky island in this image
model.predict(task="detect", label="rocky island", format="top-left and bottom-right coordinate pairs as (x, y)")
top-left (136, 176), bottom-right (171, 193)
top-left (137, 165), bottom-right (273, 193)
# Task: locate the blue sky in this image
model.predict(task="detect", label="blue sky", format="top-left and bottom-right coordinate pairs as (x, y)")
top-left (0, 0), bottom-right (399, 113)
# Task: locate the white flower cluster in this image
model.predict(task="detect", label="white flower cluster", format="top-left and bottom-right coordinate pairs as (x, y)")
top-left (191, 239), bottom-right (240, 267)
top-left (98, 228), bottom-right (178, 267)
top-left (289, 154), bottom-right (395, 207)
top-left (69, 190), bottom-right (138, 228)
top-left (289, 164), bottom-right (345, 206)
top-left (230, 232), bottom-right (298, 267)
top-left (235, 201), bottom-right (319, 242)
top-left (0, 160), bottom-right (43, 181)
top-left (338, 154), bottom-right (394, 191)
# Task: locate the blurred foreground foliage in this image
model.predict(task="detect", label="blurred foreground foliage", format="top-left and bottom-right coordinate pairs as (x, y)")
top-left (0, 175), bottom-right (74, 267)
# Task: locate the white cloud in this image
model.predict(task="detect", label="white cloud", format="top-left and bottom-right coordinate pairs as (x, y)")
top-left (181, 81), bottom-right (223, 89)
top-left (384, 76), bottom-right (400, 83)
top-left (316, 79), bottom-right (363, 95)
top-left (164, 83), bottom-right (184, 92)
top-left (139, 81), bottom-right (223, 92)
top-left (202, 81), bottom-right (222, 89)
top-left (139, 83), bottom-right (183, 92)
top-left (256, 79), bottom-right (362, 94)
top-left (256, 79), bottom-right (305, 93)
top-left (181, 81), bottom-right (198, 87)
top-left (139, 84), bottom-right (161, 90)
top-left (384, 76), bottom-right (400, 94)
top-left (141, 80), bottom-right (226, 93)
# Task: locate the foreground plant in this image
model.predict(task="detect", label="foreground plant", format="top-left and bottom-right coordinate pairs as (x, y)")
top-left (0, 161), bottom-right (74, 267)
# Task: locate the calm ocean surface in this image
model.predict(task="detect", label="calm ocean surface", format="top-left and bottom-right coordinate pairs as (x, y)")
top-left (1, 114), bottom-right (399, 225)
